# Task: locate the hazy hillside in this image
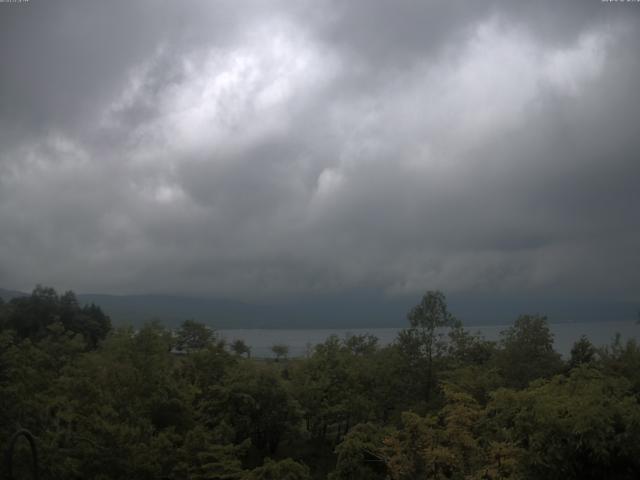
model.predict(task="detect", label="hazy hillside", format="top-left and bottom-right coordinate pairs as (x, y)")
top-left (0, 288), bottom-right (27, 301)
top-left (77, 293), bottom-right (280, 329)
top-left (1, 288), bottom-right (637, 329)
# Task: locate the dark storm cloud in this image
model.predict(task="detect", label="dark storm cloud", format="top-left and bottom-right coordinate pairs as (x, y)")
top-left (1, 0), bottom-right (639, 301)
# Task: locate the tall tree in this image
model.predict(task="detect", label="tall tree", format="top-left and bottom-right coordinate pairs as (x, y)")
top-left (569, 335), bottom-right (597, 369)
top-left (397, 290), bottom-right (458, 401)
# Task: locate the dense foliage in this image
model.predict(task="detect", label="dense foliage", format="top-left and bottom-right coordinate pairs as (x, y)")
top-left (1, 288), bottom-right (639, 479)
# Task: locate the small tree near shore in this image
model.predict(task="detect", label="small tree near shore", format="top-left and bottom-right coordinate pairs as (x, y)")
top-left (272, 344), bottom-right (289, 362)
top-left (231, 338), bottom-right (251, 358)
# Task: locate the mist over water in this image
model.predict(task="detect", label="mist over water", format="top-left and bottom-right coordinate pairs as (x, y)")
top-left (221, 321), bottom-right (640, 358)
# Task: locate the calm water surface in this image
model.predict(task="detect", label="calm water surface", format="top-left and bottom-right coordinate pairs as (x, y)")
top-left (220, 321), bottom-right (639, 358)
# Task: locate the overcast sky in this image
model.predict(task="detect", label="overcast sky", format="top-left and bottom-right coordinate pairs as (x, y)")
top-left (1, 0), bottom-right (639, 301)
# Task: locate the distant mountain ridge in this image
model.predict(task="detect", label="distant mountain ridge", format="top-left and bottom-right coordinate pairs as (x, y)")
top-left (77, 293), bottom-right (280, 329)
top-left (1, 287), bottom-right (637, 329)
top-left (0, 288), bottom-right (28, 301)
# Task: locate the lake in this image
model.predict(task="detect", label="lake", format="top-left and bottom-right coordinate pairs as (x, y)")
top-left (220, 321), bottom-right (640, 358)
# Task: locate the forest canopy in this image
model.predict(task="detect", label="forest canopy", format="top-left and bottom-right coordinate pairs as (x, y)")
top-left (1, 287), bottom-right (639, 479)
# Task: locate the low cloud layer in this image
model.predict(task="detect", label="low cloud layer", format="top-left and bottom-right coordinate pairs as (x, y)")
top-left (1, 0), bottom-right (639, 301)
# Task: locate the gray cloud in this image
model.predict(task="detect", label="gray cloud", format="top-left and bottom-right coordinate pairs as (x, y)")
top-left (1, 0), bottom-right (639, 302)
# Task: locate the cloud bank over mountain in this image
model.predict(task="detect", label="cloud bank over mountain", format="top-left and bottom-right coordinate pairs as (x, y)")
top-left (1, 1), bottom-right (638, 301)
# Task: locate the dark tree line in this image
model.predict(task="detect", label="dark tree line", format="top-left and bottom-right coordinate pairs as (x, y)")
top-left (1, 287), bottom-right (639, 479)
top-left (0, 285), bottom-right (111, 348)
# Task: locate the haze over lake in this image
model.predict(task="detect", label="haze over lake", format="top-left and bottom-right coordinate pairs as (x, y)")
top-left (221, 321), bottom-right (640, 358)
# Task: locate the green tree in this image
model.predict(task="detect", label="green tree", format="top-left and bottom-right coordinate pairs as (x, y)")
top-left (397, 290), bottom-right (458, 401)
top-left (599, 336), bottom-right (640, 395)
top-left (175, 319), bottom-right (215, 351)
top-left (291, 335), bottom-right (385, 442)
top-left (489, 367), bottom-right (640, 479)
top-left (329, 423), bottom-right (387, 480)
top-left (568, 335), bottom-right (597, 369)
top-left (447, 325), bottom-right (496, 367)
top-left (223, 363), bottom-right (299, 454)
top-left (382, 385), bottom-right (494, 480)
top-left (497, 314), bottom-right (563, 388)
top-left (244, 458), bottom-right (311, 480)
top-left (5, 286), bottom-right (60, 339)
top-left (3, 286), bottom-right (110, 349)
top-left (231, 338), bottom-right (251, 358)
top-left (271, 344), bottom-right (289, 362)
top-left (59, 291), bottom-right (111, 349)
top-left (174, 426), bottom-right (248, 480)
top-left (343, 333), bottom-right (378, 356)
